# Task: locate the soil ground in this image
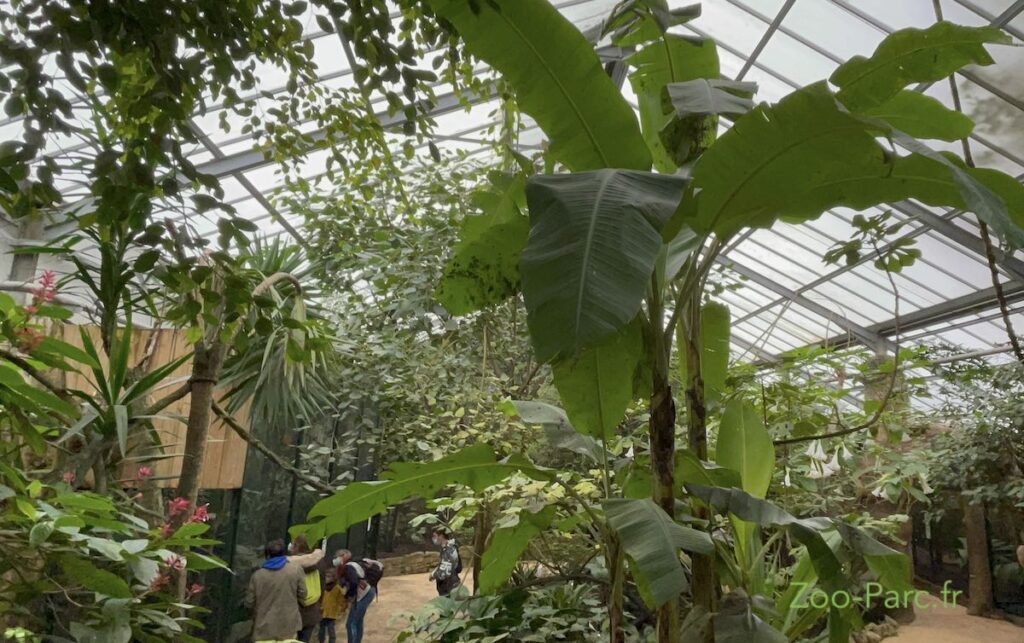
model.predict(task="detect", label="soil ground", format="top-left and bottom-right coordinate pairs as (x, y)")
top-left (325, 576), bottom-right (1023, 643)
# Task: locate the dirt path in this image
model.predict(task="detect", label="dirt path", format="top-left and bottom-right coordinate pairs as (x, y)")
top-left (888, 594), bottom-right (1022, 643)
top-left (329, 577), bottom-right (1022, 643)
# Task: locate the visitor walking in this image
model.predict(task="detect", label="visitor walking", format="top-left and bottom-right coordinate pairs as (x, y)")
top-left (289, 535), bottom-right (329, 642)
top-left (318, 567), bottom-right (346, 643)
top-left (245, 539), bottom-right (306, 642)
top-left (429, 527), bottom-right (462, 596)
top-left (335, 549), bottom-right (377, 643)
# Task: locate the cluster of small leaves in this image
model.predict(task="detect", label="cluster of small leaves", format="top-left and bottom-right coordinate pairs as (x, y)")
top-left (0, 465), bottom-right (224, 642)
top-left (927, 350), bottom-right (1024, 507)
top-left (823, 211), bottom-right (922, 273)
top-left (398, 582), bottom-right (615, 643)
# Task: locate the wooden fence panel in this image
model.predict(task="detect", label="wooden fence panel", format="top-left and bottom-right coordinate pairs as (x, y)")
top-left (58, 325), bottom-right (248, 489)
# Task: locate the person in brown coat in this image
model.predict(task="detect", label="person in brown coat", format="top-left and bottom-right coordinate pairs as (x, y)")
top-left (245, 539), bottom-right (306, 642)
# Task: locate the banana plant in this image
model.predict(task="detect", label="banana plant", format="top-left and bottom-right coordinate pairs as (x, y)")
top-left (427, 1), bottom-right (1023, 641)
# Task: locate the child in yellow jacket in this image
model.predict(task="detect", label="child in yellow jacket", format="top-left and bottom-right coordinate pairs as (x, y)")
top-left (319, 568), bottom-right (347, 643)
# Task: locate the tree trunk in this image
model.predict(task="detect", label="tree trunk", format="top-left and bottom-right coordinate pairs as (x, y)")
top-left (963, 498), bottom-right (994, 616)
top-left (684, 298), bottom-right (716, 643)
top-left (648, 286), bottom-right (679, 642)
top-left (606, 531), bottom-right (626, 643)
top-left (175, 340), bottom-right (225, 511)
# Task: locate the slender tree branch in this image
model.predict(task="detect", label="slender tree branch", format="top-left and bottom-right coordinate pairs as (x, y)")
top-left (930, 0), bottom-right (1023, 363)
top-left (211, 400), bottom-right (334, 494)
top-left (143, 381), bottom-right (192, 417)
top-left (775, 240), bottom-right (903, 445)
top-left (0, 349), bottom-right (70, 398)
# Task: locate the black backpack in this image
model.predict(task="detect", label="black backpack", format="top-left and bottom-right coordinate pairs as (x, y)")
top-left (359, 558), bottom-right (384, 588)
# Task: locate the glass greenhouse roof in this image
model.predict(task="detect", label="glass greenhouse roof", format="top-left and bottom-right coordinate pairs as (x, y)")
top-left (8, 0), bottom-right (1024, 373)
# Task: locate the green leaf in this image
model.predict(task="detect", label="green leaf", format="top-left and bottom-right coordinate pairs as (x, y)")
top-left (114, 404), bottom-right (128, 457)
top-left (551, 320), bottom-right (643, 443)
top-left (627, 35), bottom-right (720, 172)
top-left (683, 82), bottom-right (891, 239)
top-left (696, 301), bottom-right (730, 405)
top-left (716, 400), bottom-right (774, 499)
top-left (185, 551), bottom-right (230, 571)
top-left (429, 0), bottom-right (650, 171)
top-left (479, 506), bottom-right (555, 594)
top-left (860, 91), bottom-right (974, 141)
top-left (437, 174), bottom-right (529, 315)
top-left (29, 521), bottom-right (54, 547)
top-left (831, 21), bottom-right (1010, 111)
top-left (296, 445), bottom-right (550, 540)
top-left (36, 336), bottom-right (100, 369)
top-left (520, 170), bottom-right (686, 361)
top-left (509, 400), bottom-right (607, 463)
top-left (604, 498), bottom-right (713, 608)
top-left (59, 555), bottom-right (132, 599)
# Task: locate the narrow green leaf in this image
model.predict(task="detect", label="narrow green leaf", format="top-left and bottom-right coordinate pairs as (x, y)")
top-left (114, 404), bottom-right (128, 457)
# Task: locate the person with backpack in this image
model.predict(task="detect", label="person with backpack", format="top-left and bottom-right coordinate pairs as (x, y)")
top-left (428, 527), bottom-right (462, 596)
top-left (333, 549), bottom-right (383, 643)
top-left (288, 535), bottom-right (329, 642)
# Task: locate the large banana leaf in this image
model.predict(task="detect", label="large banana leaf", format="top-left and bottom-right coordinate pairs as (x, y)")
top-left (603, 497), bottom-right (713, 608)
top-left (830, 21), bottom-right (1009, 111)
top-left (716, 399), bottom-right (774, 499)
top-left (437, 173), bottom-right (529, 315)
top-left (479, 506), bottom-right (555, 594)
top-left (430, 0), bottom-right (649, 171)
top-left (295, 445), bottom-right (549, 540)
top-left (551, 319), bottom-right (643, 443)
top-left (860, 90), bottom-right (973, 142)
top-left (520, 170), bottom-right (687, 361)
top-left (627, 34), bottom-right (720, 172)
top-left (683, 82), bottom-right (1024, 243)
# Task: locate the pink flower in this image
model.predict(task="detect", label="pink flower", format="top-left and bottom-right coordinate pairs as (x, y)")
top-left (167, 497), bottom-right (190, 516)
top-left (164, 555), bottom-right (186, 571)
top-left (149, 572), bottom-right (169, 592)
top-left (188, 504), bottom-right (209, 524)
top-left (187, 583), bottom-right (204, 597)
top-left (62, 471), bottom-right (75, 484)
top-left (159, 523), bottom-right (175, 539)
top-left (24, 304), bottom-right (37, 315)
top-left (137, 466), bottom-right (153, 480)
top-left (40, 271), bottom-right (56, 289)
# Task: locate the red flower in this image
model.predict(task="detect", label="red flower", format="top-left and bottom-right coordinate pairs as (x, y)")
top-left (188, 503), bottom-right (209, 524)
top-left (164, 554), bottom-right (186, 571)
top-left (61, 471), bottom-right (75, 484)
top-left (40, 271), bottom-right (56, 290)
top-left (167, 497), bottom-right (190, 516)
top-left (187, 583), bottom-right (204, 597)
top-left (137, 466), bottom-right (153, 480)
